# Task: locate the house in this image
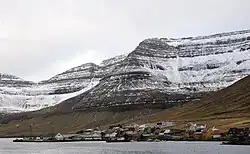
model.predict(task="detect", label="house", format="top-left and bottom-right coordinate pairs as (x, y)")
top-left (195, 124), bottom-right (207, 133)
top-left (210, 127), bottom-right (221, 139)
top-left (187, 123), bottom-right (207, 132)
top-left (35, 137), bottom-right (42, 141)
top-left (109, 124), bottom-right (122, 129)
top-left (202, 126), bottom-right (222, 140)
top-left (138, 133), bottom-right (154, 141)
top-left (163, 129), bottom-right (171, 135)
top-left (187, 123), bottom-right (197, 132)
top-left (124, 130), bottom-right (139, 141)
top-left (158, 129), bottom-right (173, 141)
top-left (158, 128), bottom-right (185, 140)
top-left (139, 125), bottom-right (146, 131)
top-left (152, 127), bottom-right (161, 135)
top-left (186, 123), bottom-right (207, 139)
top-left (55, 133), bottom-right (64, 140)
top-left (104, 132), bottom-right (117, 139)
top-left (157, 121), bottom-right (175, 127)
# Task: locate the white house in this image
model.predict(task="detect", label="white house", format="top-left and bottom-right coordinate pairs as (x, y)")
top-left (55, 133), bottom-right (64, 140)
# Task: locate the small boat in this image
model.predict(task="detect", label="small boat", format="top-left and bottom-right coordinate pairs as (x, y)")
top-left (106, 139), bottom-right (131, 143)
top-left (146, 139), bottom-right (161, 142)
top-left (13, 138), bottom-right (25, 142)
top-left (221, 141), bottom-right (250, 145)
top-left (106, 137), bottom-right (131, 143)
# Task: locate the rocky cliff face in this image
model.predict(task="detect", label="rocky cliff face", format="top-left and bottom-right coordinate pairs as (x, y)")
top-left (72, 30), bottom-right (250, 111)
top-left (0, 30), bottom-right (250, 112)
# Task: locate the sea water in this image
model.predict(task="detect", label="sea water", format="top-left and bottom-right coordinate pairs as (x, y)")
top-left (0, 138), bottom-right (250, 154)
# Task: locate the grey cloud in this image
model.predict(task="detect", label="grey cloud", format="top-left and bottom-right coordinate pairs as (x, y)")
top-left (0, 0), bottom-right (250, 81)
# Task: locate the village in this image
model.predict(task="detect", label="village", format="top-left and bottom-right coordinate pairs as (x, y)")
top-left (13, 121), bottom-right (250, 145)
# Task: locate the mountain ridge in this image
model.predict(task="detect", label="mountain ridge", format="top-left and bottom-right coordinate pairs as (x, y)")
top-left (2, 29), bottom-right (250, 83)
top-left (69, 29), bottom-right (250, 111)
top-left (0, 29), bottom-right (250, 112)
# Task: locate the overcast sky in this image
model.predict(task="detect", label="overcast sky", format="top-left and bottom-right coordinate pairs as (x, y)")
top-left (0, 0), bottom-right (250, 81)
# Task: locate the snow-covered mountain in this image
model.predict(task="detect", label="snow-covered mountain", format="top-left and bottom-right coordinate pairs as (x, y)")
top-left (72, 29), bottom-right (250, 111)
top-left (0, 55), bottom-right (126, 112)
top-left (0, 76), bottom-right (99, 113)
top-left (1, 29), bottom-right (250, 112)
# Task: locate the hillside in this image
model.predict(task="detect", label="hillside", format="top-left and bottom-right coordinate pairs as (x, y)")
top-left (0, 75), bottom-right (249, 136)
top-left (151, 75), bottom-right (250, 129)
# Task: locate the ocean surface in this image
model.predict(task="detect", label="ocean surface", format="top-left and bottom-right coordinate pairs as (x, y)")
top-left (0, 138), bottom-right (250, 154)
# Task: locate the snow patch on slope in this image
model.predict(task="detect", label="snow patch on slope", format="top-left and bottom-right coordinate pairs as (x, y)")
top-left (137, 48), bottom-right (250, 92)
top-left (165, 30), bottom-right (250, 46)
top-left (0, 79), bottom-right (99, 113)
